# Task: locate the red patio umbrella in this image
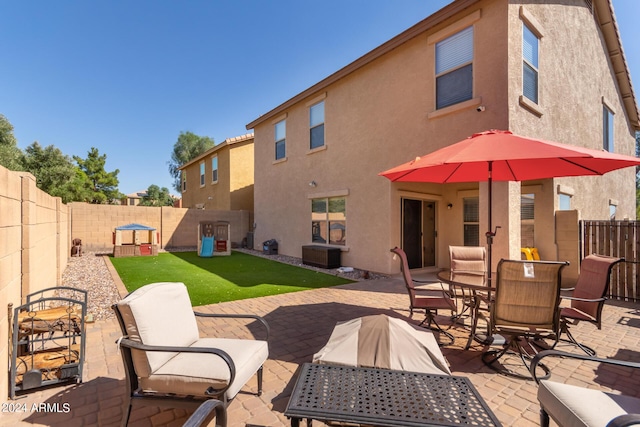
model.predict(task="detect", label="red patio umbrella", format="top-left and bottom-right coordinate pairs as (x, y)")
top-left (379, 130), bottom-right (640, 276)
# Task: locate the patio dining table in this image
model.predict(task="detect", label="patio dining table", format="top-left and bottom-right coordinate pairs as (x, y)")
top-left (437, 270), bottom-right (496, 349)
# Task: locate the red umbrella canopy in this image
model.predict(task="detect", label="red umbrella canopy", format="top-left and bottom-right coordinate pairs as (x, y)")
top-left (380, 130), bottom-right (640, 183)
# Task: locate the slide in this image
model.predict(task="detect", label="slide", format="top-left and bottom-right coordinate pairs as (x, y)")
top-left (200, 236), bottom-right (215, 257)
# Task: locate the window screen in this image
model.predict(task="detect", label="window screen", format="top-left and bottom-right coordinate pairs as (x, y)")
top-left (310, 101), bottom-right (325, 149)
top-left (436, 26), bottom-right (474, 109)
top-left (523, 25), bottom-right (539, 103)
top-left (275, 120), bottom-right (286, 160)
top-left (463, 197), bottom-right (479, 246)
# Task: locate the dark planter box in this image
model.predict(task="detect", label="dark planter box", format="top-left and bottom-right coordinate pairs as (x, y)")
top-left (302, 245), bottom-right (341, 269)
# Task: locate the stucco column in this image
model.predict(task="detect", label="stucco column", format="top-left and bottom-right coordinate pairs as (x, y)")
top-left (480, 180), bottom-right (521, 272)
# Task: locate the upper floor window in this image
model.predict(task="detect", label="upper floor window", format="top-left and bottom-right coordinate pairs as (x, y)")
top-left (211, 156), bottom-right (218, 183)
top-left (275, 120), bottom-right (286, 160)
top-left (199, 162), bottom-right (205, 186)
top-left (182, 171), bottom-right (187, 192)
top-left (310, 101), bottom-right (325, 150)
top-left (603, 104), bottom-right (614, 152)
top-left (435, 26), bottom-right (473, 109)
top-left (523, 24), bottom-right (539, 103)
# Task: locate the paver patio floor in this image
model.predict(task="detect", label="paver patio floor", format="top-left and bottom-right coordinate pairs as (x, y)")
top-left (2, 273), bottom-right (640, 427)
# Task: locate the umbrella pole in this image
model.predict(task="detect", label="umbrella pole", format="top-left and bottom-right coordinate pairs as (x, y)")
top-left (486, 162), bottom-right (493, 281)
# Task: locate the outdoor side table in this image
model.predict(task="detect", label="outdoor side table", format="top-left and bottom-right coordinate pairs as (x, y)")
top-left (285, 363), bottom-right (502, 427)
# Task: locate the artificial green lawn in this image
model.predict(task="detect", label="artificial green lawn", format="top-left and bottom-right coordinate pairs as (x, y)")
top-left (110, 251), bottom-right (354, 306)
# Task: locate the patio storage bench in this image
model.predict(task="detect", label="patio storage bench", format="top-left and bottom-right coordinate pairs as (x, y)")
top-left (302, 245), bottom-right (341, 269)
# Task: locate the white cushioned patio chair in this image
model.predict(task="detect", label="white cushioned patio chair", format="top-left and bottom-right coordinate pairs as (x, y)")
top-left (113, 282), bottom-right (269, 427)
top-left (531, 349), bottom-right (640, 427)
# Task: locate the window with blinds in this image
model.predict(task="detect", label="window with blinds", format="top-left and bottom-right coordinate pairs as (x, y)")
top-left (275, 119), bottom-right (286, 160)
top-left (463, 197), bottom-right (479, 246)
top-left (211, 156), bottom-right (218, 183)
top-left (310, 101), bottom-right (325, 150)
top-left (523, 24), bottom-right (539, 103)
top-left (435, 26), bottom-right (473, 109)
top-left (521, 194), bottom-right (535, 248)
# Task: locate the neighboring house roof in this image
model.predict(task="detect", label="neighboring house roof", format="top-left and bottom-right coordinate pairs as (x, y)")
top-left (178, 133), bottom-right (254, 171)
top-left (245, 0), bottom-right (639, 131)
top-left (125, 191), bottom-right (147, 199)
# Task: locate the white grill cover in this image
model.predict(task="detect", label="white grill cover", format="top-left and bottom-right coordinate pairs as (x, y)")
top-left (313, 314), bottom-right (451, 375)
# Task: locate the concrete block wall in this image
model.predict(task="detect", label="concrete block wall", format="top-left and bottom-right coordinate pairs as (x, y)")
top-left (68, 203), bottom-right (252, 252)
top-left (68, 203), bottom-right (162, 252)
top-left (163, 208), bottom-right (251, 249)
top-left (0, 166), bottom-right (69, 403)
top-left (1, 176), bottom-right (250, 402)
top-left (555, 210), bottom-right (581, 288)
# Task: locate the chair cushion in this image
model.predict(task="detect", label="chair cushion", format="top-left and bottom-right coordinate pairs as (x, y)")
top-left (413, 294), bottom-right (456, 310)
top-left (117, 282), bottom-right (200, 377)
top-left (450, 246), bottom-right (486, 272)
top-left (538, 380), bottom-right (640, 427)
top-left (141, 337), bottom-right (269, 399)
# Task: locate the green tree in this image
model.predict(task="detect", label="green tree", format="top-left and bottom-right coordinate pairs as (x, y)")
top-left (168, 131), bottom-right (215, 193)
top-left (22, 142), bottom-right (90, 203)
top-left (0, 114), bottom-right (24, 171)
top-left (73, 147), bottom-right (121, 204)
top-left (140, 184), bottom-right (174, 206)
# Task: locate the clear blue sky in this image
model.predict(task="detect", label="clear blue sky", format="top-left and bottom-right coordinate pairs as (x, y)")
top-left (1, 1), bottom-right (638, 195)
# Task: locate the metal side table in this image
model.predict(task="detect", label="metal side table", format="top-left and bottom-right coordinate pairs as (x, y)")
top-left (285, 363), bottom-right (502, 427)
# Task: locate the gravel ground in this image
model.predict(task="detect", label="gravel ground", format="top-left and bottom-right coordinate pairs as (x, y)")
top-left (58, 253), bottom-right (121, 321)
top-left (57, 249), bottom-right (388, 321)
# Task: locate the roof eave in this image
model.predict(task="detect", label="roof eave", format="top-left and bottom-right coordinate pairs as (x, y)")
top-left (596, 0), bottom-right (640, 131)
top-left (245, 0), bottom-right (480, 130)
top-left (178, 133), bottom-right (254, 171)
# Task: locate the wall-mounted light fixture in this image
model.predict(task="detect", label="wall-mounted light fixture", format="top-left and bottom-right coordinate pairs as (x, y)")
top-left (447, 203), bottom-right (453, 210)
top-left (309, 181), bottom-right (317, 187)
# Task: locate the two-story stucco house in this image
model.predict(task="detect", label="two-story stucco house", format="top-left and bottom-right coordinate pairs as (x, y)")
top-left (179, 133), bottom-right (254, 211)
top-left (246, 0), bottom-right (639, 275)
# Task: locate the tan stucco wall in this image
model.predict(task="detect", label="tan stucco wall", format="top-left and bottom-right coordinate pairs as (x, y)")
top-left (180, 139), bottom-right (254, 212)
top-left (229, 140), bottom-right (255, 212)
top-left (0, 166), bottom-right (69, 404)
top-left (253, 0), bottom-right (511, 273)
top-left (251, 0), bottom-right (637, 275)
top-left (507, 0), bottom-right (637, 254)
top-left (0, 174), bottom-right (249, 402)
